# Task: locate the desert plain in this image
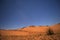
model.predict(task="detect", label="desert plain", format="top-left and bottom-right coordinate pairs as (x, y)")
top-left (0, 23), bottom-right (60, 40)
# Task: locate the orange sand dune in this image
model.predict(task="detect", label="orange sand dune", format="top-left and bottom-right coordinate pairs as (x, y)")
top-left (19, 26), bottom-right (49, 33)
top-left (0, 23), bottom-right (60, 36)
top-left (50, 23), bottom-right (60, 33)
top-left (0, 23), bottom-right (60, 40)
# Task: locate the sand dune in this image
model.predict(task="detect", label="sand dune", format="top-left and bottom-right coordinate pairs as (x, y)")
top-left (0, 23), bottom-right (60, 40)
top-left (0, 26), bottom-right (49, 35)
top-left (50, 23), bottom-right (60, 33)
top-left (19, 26), bottom-right (49, 33)
top-left (0, 23), bottom-right (60, 35)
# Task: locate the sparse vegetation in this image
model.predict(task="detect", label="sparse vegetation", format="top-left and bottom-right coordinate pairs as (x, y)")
top-left (58, 23), bottom-right (60, 24)
top-left (29, 25), bottom-right (35, 27)
top-left (0, 23), bottom-right (60, 40)
top-left (47, 28), bottom-right (54, 35)
top-left (46, 25), bottom-right (48, 27)
top-left (21, 27), bottom-right (26, 29)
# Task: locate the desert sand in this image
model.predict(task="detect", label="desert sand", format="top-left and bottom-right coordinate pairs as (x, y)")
top-left (0, 23), bottom-right (60, 40)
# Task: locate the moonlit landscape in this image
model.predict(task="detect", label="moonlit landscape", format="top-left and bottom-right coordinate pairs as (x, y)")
top-left (0, 0), bottom-right (60, 40)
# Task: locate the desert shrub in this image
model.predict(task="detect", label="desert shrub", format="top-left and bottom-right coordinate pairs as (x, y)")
top-left (29, 25), bottom-right (35, 27)
top-left (47, 28), bottom-right (54, 35)
top-left (46, 25), bottom-right (49, 27)
top-left (58, 23), bottom-right (60, 24)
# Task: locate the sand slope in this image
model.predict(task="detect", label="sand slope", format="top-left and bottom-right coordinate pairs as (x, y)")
top-left (0, 23), bottom-right (60, 40)
top-left (50, 23), bottom-right (60, 33)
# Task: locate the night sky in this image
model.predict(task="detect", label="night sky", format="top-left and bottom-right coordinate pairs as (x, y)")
top-left (0, 0), bottom-right (60, 29)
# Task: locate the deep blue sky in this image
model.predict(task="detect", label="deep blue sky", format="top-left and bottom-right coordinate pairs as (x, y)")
top-left (0, 0), bottom-right (60, 29)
